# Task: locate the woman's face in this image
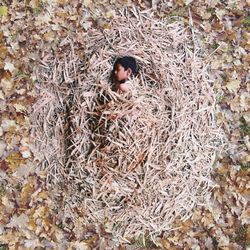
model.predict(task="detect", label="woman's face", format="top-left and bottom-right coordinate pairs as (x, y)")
top-left (114, 64), bottom-right (130, 82)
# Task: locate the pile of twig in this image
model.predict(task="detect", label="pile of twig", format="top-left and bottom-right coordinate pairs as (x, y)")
top-left (32, 8), bottom-right (224, 239)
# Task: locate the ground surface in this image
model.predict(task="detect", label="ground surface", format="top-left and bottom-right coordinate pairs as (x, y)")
top-left (0, 0), bottom-right (249, 249)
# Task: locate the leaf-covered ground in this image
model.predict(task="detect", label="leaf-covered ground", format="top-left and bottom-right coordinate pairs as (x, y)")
top-left (0, 0), bottom-right (249, 249)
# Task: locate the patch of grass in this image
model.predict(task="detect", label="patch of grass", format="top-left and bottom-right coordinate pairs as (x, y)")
top-left (0, 186), bottom-right (5, 196)
top-left (220, 73), bottom-right (228, 81)
top-left (15, 70), bottom-right (30, 79)
top-left (211, 43), bottom-right (219, 50)
top-left (243, 15), bottom-right (250, 27)
top-left (0, 244), bottom-right (8, 250)
top-left (169, 10), bottom-right (179, 17)
top-left (207, 7), bottom-right (216, 16)
top-left (234, 225), bottom-right (247, 247)
top-left (216, 93), bottom-right (225, 103)
top-left (211, 236), bottom-right (219, 248)
top-left (241, 165), bottom-right (249, 171)
top-left (29, 1), bottom-right (46, 15)
top-left (239, 116), bottom-right (250, 136)
top-left (134, 234), bottom-right (158, 249)
top-left (57, 222), bottom-right (63, 229)
top-left (33, 7), bottom-right (42, 15)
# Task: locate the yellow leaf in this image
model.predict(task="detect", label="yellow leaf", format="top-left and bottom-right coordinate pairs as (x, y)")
top-left (28, 218), bottom-right (37, 231)
top-left (69, 15), bottom-right (77, 21)
top-left (13, 103), bottom-right (26, 112)
top-left (0, 6), bottom-right (8, 16)
top-left (5, 152), bottom-right (24, 172)
top-left (0, 231), bottom-right (21, 244)
top-left (0, 45), bottom-right (8, 59)
top-left (226, 80), bottom-right (240, 93)
top-left (16, 114), bottom-right (25, 125)
top-left (43, 31), bottom-right (55, 42)
top-left (20, 183), bottom-right (33, 206)
top-left (83, 0), bottom-right (91, 6)
top-left (33, 206), bottom-right (48, 219)
top-left (37, 191), bottom-right (48, 199)
top-left (105, 10), bottom-right (115, 19)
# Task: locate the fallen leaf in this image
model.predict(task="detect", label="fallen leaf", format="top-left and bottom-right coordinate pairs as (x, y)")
top-left (24, 239), bottom-right (42, 248)
top-left (5, 152), bottom-right (24, 172)
top-left (1, 119), bottom-right (17, 132)
top-left (226, 80), bottom-right (241, 93)
top-left (13, 103), bottom-right (26, 112)
top-left (0, 78), bottom-right (14, 96)
top-left (228, 96), bottom-right (240, 112)
top-left (0, 140), bottom-right (6, 158)
top-left (83, 0), bottom-right (91, 7)
top-left (12, 163), bottom-right (33, 179)
top-left (32, 206), bottom-right (48, 219)
top-left (72, 241), bottom-right (90, 250)
top-left (35, 12), bottom-right (51, 26)
top-left (240, 93), bottom-right (249, 111)
top-left (20, 182), bottom-right (34, 206)
top-left (1, 195), bottom-right (14, 209)
top-left (0, 90), bottom-right (4, 100)
top-left (6, 213), bottom-right (29, 229)
top-left (21, 149), bottom-right (31, 159)
top-left (0, 160), bottom-right (8, 171)
top-left (0, 45), bottom-right (8, 59)
top-left (43, 31), bottom-right (55, 42)
top-left (4, 62), bottom-right (15, 73)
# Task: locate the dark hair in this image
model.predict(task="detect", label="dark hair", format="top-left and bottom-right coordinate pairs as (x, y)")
top-left (113, 56), bottom-right (138, 76)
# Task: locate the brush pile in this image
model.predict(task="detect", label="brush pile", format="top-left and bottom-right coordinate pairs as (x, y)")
top-left (32, 9), bottom-right (223, 238)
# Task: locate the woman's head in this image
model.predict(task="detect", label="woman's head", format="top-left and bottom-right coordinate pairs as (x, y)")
top-left (113, 56), bottom-right (138, 83)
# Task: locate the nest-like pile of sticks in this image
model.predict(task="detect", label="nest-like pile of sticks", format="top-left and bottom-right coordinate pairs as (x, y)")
top-left (32, 9), bottom-right (223, 239)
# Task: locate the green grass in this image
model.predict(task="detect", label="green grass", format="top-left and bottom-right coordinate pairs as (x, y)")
top-left (207, 7), bottom-right (216, 16)
top-left (241, 165), bottom-right (249, 171)
top-left (134, 234), bottom-right (158, 249)
top-left (0, 186), bottom-right (5, 197)
top-left (243, 15), bottom-right (250, 27)
top-left (234, 225), bottom-right (247, 247)
top-left (0, 244), bottom-right (8, 250)
top-left (211, 43), bottom-right (219, 50)
top-left (32, 7), bottom-right (42, 15)
top-left (169, 10), bottom-right (179, 17)
top-left (239, 116), bottom-right (250, 136)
